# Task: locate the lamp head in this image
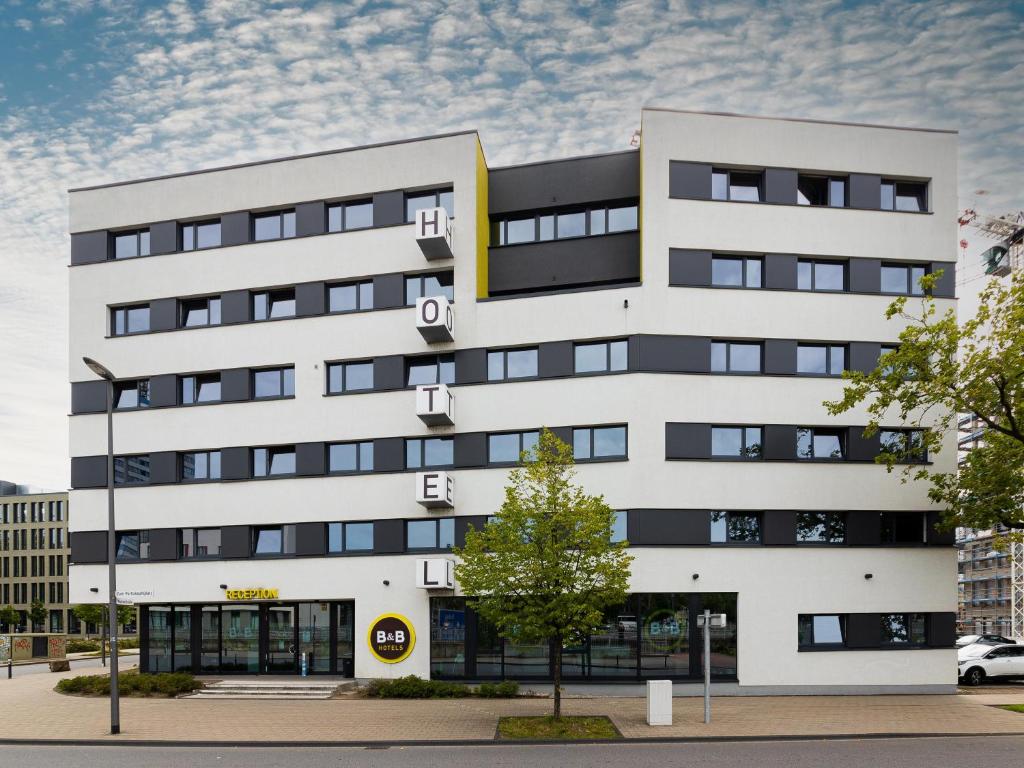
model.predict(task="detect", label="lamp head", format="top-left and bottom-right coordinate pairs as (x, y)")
top-left (83, 356), bottom-right (115, 381)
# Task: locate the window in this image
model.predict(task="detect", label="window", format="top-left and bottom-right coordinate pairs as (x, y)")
top-left (406, 518), bottom-right (455, 550)
top-left (252, 289), bottom-right (295, 321)
top-left (406, 354), bottom-right (455, 386)
top-left (796, 428), bottom-right (845, 460)
top-left (327, 199), bottom-right (374, 232)
top-left (488, 431), bottom-right (540, 464)
top-left (112, 229), bottom-right (150, 259)
top-left (711, 255), bottom-right (762, 288)
top-left (181, 220), bottom-right (221, 250)
top-left (797, 175), bottom-right (847, 207)
top-left (573, 426), bottom-right (627, 461)
top-left (406, 188), bottom-right (454, 222)
top-left (180, 296), bottom-right (221, 327)
top-left (881, 512), bottom-right (926, 545)
top-left (711, 341), bottom-right (761, 373)
top-left (327, 522), bottom-right (374, 553)
top-left (796, 512), bottom-right (846, 544)
top-left (881, 180), bottom-right (927, 212)
top-left (327, 361), bottom-right (373, 393)
top-left (114, 455), bottom-right (150, 485)
top-left (880, 613), bottom-right (926, 645)
top-left (181, 528), bottom-right (221, 558)
top-left (253, 367), bottom-right (294, 399)
top-left (252, 447), bottom-right (296, 477)
top-left (114, 380), bottom-right (150, 410)
top-left (405, 272), bottom-right (455, 305)
top-left (252, 525), bottom-right (296, 555)
top-left (181, 451), bottom-right (221, 481)
top-left (798, 615), bottom-right (846, 647)
top-left (797, 259), bottom-right (846, 291)
top-left (252, 210), bottom-right (296, 241)
top-left (710, 511), bottom-right (761, 544)
top-left (492, 202), bottom-right (638, 245)
top-left (880, 263), bottom-right (927, 296)
top-left (711, 169), bottom-right (762, 202)
top-left (406, 438), bottom-right (454, 469)
top-left (574, 340), bottom-right (628, 374)
top-left (180, 373), bottom-right (221, 405)
top-left (111, 304), bottom-right (150, 336)
top-left (487, 347), bottom-right (539, 381)
top-left (611, 510), bottom-right (627, 543)
top-left (879, 429), bottom-right (927, 462)
top-left (797, 345), bottom-right (846, 376)
top-left (328, 280), bottom-right (374, 313)
top-left (328, 441), bottom-right (374, 473)
top-left (115, 531), bottom-right (149, 561)
top-left (711, 426), bottom-right (762, 459)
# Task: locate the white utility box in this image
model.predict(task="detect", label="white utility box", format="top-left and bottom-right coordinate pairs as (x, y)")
top-left (646, 680), bottom-right (673, 726)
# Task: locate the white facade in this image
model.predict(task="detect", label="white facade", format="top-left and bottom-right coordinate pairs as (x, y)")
top-left (68, 110), bottom-right (958, 690)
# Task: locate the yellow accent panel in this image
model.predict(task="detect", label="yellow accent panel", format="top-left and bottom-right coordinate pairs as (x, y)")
top-left (475, 138), bottom-right (490, 298)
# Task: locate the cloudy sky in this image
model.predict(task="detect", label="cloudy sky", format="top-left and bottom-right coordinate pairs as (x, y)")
top-left (0, 0), bottom-right (1021, 489)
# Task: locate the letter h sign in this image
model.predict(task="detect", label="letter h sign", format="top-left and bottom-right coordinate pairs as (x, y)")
top-left (415, 207), bottom-right (453, 260)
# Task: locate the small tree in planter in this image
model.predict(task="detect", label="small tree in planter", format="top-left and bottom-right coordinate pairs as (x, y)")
top-left (28, 600), bottom-right (46, 632)
top-left (0, 605), bottom-right (19, 632)
top-left (455, 428), bottom-right (632, 719)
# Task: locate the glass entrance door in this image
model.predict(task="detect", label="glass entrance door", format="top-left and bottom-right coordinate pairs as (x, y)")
top-left (264, 604), bottom-right (297, 673)
top-left (298, 602), bottom-right (330, 674)
top-left (222, 604), bottom-right (260, 673)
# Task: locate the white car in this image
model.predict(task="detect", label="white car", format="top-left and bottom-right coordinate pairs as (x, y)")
top-left (956, 633), bottom-right (1016, 647)
top-left (958, 643), bottom-right (1024, 685)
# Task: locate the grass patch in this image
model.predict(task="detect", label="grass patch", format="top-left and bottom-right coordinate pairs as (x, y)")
top-left (56, 670), bottom-right (203, 698)
top-left (998, 704), bottom-right (1024, 713)
top-left (498, 715), bottom-right (621, 740)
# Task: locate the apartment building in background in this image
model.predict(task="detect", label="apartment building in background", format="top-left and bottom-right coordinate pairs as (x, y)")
top-left (67, 108), bottom-right (960, 692)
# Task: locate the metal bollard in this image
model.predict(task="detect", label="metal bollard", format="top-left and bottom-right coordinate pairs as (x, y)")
top-left (7, 657), bottom-right (11, 679)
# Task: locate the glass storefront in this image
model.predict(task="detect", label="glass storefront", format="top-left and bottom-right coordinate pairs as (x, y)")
top-left (142, 601), bottom-right (354, 675)
top-left (430, 593), bottom-right (738, 681)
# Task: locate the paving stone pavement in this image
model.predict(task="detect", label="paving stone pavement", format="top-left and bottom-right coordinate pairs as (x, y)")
top-left (1, 664), bottom-right (1023, 742)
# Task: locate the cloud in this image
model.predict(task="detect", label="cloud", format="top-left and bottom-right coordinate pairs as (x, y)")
top-left (0, 0), bottom-right (1021, 488)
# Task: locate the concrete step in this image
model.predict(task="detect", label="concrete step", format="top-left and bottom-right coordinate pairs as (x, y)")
top-left (188, 679), bottom-right (352, 700)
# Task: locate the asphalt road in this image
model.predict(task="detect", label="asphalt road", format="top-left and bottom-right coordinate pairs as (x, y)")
top-left (0, 736), bottom-right (1022, 768)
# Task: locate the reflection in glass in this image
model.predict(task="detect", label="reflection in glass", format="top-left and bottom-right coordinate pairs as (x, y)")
top-left (431, 597), bottom-right (466, 678)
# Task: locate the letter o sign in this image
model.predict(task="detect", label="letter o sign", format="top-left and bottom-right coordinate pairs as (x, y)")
top-left (420, 298), bottom-right (439, 324)
top-left (367, 613), bottom-right (416, 663)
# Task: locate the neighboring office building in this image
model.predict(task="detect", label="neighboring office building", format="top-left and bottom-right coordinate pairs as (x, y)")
top-left (67, 108), bottom-right (959, 692)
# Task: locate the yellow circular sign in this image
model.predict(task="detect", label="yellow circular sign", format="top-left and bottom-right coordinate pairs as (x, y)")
top-left (367, 613), bottom-right (416, 663)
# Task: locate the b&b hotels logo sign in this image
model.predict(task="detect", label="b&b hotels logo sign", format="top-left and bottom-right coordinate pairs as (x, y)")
top-left (367, 613), bottom-right (416, 663)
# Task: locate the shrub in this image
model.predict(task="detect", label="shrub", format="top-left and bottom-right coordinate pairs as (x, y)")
top-left (56, 671), bottom-right (203, 698)
top-left (476, 680), bottom-right (519, 698)
top-left (117, 637), bottom-right (140, 650)
top-left (367, 675), bottom-right (470, 698)
top-left (65, 639), bottom-right (101, 653)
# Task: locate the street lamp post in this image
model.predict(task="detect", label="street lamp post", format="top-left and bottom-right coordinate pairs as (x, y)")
top-left (83, 356), bottom-right (120, 736)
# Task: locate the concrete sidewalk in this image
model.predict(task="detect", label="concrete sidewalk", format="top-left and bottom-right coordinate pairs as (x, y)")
top-left (1, 664), bottom-right (1023, 743)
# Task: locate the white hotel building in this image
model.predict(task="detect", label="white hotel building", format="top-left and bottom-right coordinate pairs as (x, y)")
top-left (68, 109), bottom-right (958, 692)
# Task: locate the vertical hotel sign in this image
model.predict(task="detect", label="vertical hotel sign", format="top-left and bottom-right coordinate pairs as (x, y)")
top-left (367, 613), bottom-right (416, 663)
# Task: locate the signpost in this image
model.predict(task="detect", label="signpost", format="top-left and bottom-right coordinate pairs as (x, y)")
top-left (696, 610), bottom-right (728, 724)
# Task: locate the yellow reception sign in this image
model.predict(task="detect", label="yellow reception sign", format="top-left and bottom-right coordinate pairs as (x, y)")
top-left (225, 588), bottom-right (279, 601)
top-left (367, 613), bottom-right (416, 663)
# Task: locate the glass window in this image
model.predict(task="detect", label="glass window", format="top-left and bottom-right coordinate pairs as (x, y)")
top-left (797, 260), bottom-right (846, 291)
top-left (327, 361), bottom-right (373, 394)
top-left (505, 217), bottom-right (535, 244)
top-left (611, 510), bottom-right (627, 543)
top-left (573, 426), bottom-right (627, 461)
top-left (556, 211), bottom-right (586, 238)
top-left (327, 521), bottom-right (374, 553)
top-left (881, 613), bottom-right (926, 645)
top-left (405, 354), bottom-right (455, 386)
top-left (252, 289), bottom-right (295, 321)
top-left (115, 531), bottom-right (149, 560)
top-left (881, 182), bottom-right (895, 211)
top-left (710, 511), bottom-right (761, 544)
top-left (797, 344), bottom-right (845, 376)
top-left (181, 220), bottom-right (221, 250)
top-left (114, 380), bottom-right (149, 409)
top-left (180, 297), bottom-right (221, 327)
top-left (711, 255), bottom-right (762, 288)
top-left (111, 305), bottom-right (150, 336)
top-left (796, 428), bottom-right (845, 460)
top-left (407, 519), bottom-right (451, 550)
top-left (607, 205), bottom-right (638, 232)
top-left (181, 451), bottom-right (221, 481)
top-left (728, 171), bottom-right (761, 202)
top-left (574, 340), bottom-right (627, 374)
top-left (328, 199), bottom-right (374, 231)
top-left (328, 281), bottom-right (374, 312)
top-left (711, 426), bottom-right (762, 458)
top-left (829, 178), bottom-right (847, 208)
top-left (253, 210), bottom-right (296, 241)
top-left (252, 447), bottom-right (296, 477)
top-left (879, 430), bottom-right (927, 462)
top-left (181, 528), bottom-right (221, 558)
top-left (113, 455), bottom-right (150, 485)
top-left (894, 182), bottom-right (926, 212)
top-left (590, 208), bottom-right (606, 235)
top-left (881, 263), bottom-right (928, 295)
top-left (796, 512), bottom-right (846, 543)
top-left (488, 431), bottom-right (539, 464)
top-left (406, 189), bottom-right (453, 222)
top-left (405, 272), bottom-right (455, 305)
top-left (180, 374), bottom-right (220, 405)
top-left (711, 341), bottom-right (761, 373)
top-left (253, 367), bottom-right (294, 398)
top-left (113, 230), bottom-right (150, 259)
top-left (487, 347), bottom-right (538, 381)
top-left (798, 614), bottom-right (845, 646)
top-left (406, 438), bottom-right (454, 469)
top-left (711, 171), bottom-right (728, 200)
top-left (253, 525), bottom-right (296, 555)
top-left (328, 441), bottom-right (373, 473)
top-left (797, 176), bottom-right (828, 206)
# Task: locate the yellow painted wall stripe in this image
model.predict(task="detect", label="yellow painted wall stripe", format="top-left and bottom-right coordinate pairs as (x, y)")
top-left (475, 137), bottom-right (490, 299)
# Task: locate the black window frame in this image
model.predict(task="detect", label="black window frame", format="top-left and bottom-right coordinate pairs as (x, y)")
top-left (711, 168), bottom-right (763, 202)
top-left (710, 254), bottom-right (763, 289)
top-left (179, 295), bottom-right (222, 328)
top-left (486, 430), bottom-right (540, 466)
top-left (113, 379), bottom-right (150, 410)
top-left (797, 259), bottom-right (848, 292)
top-left (405, 353), bottom-right (456, 387)
top-left (113, 455), bottom-right (151, 486)
top-left (796, 428), bottom-right (846, 461)
top-left (486, 347), bottom-right (540, 382)
top-left (252, 367), bottom-right (295, 400)
top-left (327, 199), bottom-right (374, 232)
top-left (327, 280), bottom-right (374, 314)
top-left (326, 360), bottom-right (374, 394)
top-left (327, 441), bottom-right (374, 474)
top-left (251, 524), bottom-right (296, 556)
top-left (796, 174), bottom-right (848, 208)
top-left (180, 219), bottom-right (222, 251)
top-left (709, 510), bottom-right (762, 545)
top-left (180, 373), bottom-right (222, 405)
top-left (251, 446), bottom-right (297, 478)
top-left (111, 229), bottom-right (151, 260)
top-left (797, 614), bottom-right (847, 649)
top-left (795, 512), bottom-right (847, 545)
top-left (880, 262), bottom-right (929, 296)
top-left (251, 288), bottom-right (296, 321)
top-left (115, 530), bottom-right (150, 562)
top-left (405, 271), bottom-right (455, 306)
top-left (710, 340), bottom-right (763, 374)
top-left (180, 450), bottom-right (222, 482)
top-left (573, 339), bottom-right (628, 375)
top-left (405, 517), bottom-right (456, 552)
top-left (879, 612), bottom-right (927, 647)
top-left (879, 429), bottom-right (928, 463)
top-left (710, 425), bottom-right (763, 459)
top-left (572, 425), bottom-right (628, 462)
top-left (405, 437), bottom-right (455, 470)
top-left (491, 200), bottom-right (638, 246)
top-left (796, 344), bottom-right (847, 377)
top-left (180, 527), bottom-right (222, 559)
top-left (405, 187), bottom-right (454, 223)
top-left (881, 180), bottom-right (928, 213)
top-left (880, 512), bottom-right (927, 545)
top-left (111, 304), bottom-right (151, 336)
top-left (252, 209), bottom-right (297, 241)
top-left (326, 521), bottom-right (375, 554)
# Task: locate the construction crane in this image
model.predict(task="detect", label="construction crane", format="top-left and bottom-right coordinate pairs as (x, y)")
top-left (956, 206), bottom-right (1024, 640)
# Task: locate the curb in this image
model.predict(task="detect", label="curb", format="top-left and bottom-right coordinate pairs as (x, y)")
top-left (1, 731), bottom-right (1023, 748)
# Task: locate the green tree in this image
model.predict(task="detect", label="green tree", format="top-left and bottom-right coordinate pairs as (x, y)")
top-left (28, 600), bottom-right (46, 632)
top-left (0, 605), bottom-right (19, 632)
top-left (826, 269), bottom-right (1024, 535)
top-left (454, 428), bottom-right (633, 718)
top-left (72, 603), bottom-right (135, 630)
